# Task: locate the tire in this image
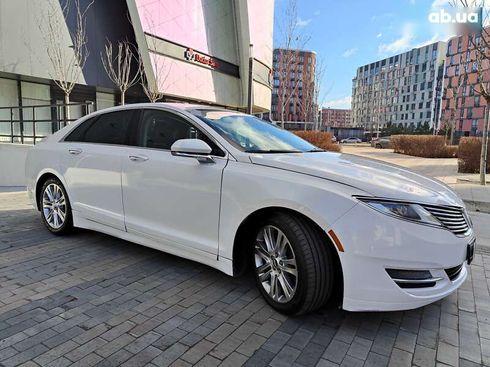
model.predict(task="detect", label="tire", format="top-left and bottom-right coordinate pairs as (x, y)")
top-left (39, 177), bottom-right (73, 235)
top-left (252, 212), bottom-right (335, 315)
top-left (376, 143), bottom-right (382, 149)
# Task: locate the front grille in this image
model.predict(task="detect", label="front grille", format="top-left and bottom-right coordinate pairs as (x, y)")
top-left (421, 204), bottom-right (470, 236)
top-left (445, 264), bottom-right (464, 281)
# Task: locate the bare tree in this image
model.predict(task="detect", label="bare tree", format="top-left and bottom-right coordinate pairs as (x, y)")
top-left (450, 0), bottom-right (490, 184)
top-left (134, 12), bottom-right (170, 103)
top-left (101, 40), bottom-right (140, 105)
top-left (275, 0), bottom-right (310, 128)
top-left (297, 60), bottom-right (316, 130)
top-left (443, 50), bottom-right (471, 144)
top-left (374, 81), bottom-right (383, 139)
top-left (312, 58), bottom-right (328, 131)
top-left (139, 50), bottom-right (170, 103)
top-left (296, 56), bottom-right (327, 131)
top-left (38, 0), bottom-right (93, 122)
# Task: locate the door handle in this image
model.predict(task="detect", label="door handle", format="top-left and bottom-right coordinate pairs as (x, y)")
top-left (129, 155), bottom-right (149, 162)
top-left (68, 148), bottom-right (82, 155)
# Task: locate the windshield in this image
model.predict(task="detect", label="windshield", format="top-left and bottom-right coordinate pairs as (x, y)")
top-left (191, 109), bottom-right (319, 153)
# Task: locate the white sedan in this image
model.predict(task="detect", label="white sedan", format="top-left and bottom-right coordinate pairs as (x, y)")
top-left (340, 137), bottom-right (362, 144)
top-left (26, 103), bottom-right (475, 314)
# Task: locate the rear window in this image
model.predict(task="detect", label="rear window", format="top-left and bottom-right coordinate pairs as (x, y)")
top-left (65, 110), bottom-right (136, 145)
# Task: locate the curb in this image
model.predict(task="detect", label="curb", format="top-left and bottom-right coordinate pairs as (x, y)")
top-left (464, 199), bottom-right (490, 214)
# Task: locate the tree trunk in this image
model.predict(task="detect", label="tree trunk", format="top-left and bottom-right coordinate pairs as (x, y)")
top-left (450, 119), bottom-right (455, 145)
top-left (480, 103), bottom-right (489, 185)
top-left (64, 93), bottom-right (71, 125)
top-left (121, 91), bottom-right (125, 106)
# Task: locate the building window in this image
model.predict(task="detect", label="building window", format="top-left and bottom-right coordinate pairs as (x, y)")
top-left (475, 95), bottom-right (480, 107)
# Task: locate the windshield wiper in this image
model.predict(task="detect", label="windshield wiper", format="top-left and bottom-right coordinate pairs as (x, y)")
top-left (244, 149), bottom-right (303, 153)
top-left (306, 148), bottom-right (325, 152)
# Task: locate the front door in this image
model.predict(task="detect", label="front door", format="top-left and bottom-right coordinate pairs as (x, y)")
top-left (122, 108), bottom-right (227, 255)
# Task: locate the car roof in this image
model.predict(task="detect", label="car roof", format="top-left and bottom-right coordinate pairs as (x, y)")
top-left (102, 102), bottom-right (238, 113)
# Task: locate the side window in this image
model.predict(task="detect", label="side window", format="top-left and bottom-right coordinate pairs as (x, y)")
top-left (65, 110), bottom-right (135, 145)
top-left (64, 117), bottom-right (97, 142)
top-left (137, 109), bottom-right (225, 156)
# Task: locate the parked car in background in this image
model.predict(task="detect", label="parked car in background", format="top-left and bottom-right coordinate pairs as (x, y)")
top-left (371, 136), bottom-right (392, 149)
top-left (26, 103), bottom-right (474, 315)
top-left (340, 137), bottom-right (362, 144)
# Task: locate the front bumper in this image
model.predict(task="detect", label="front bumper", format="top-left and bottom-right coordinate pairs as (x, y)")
top-left (331, 203), bottom-right (474, 312)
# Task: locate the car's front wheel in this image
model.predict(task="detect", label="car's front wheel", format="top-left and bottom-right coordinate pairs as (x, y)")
top-left (40, 178), bottom-right (73, 235)
top-left (253, 212), bottom-right (335, 315)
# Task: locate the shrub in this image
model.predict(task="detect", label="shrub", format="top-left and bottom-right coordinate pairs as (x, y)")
top-left (391, 135), bottom-right (457, 158)
top-left (293, 131), bottom-right (341, 152)
top-left (458, 137), bottom-right (490, 173)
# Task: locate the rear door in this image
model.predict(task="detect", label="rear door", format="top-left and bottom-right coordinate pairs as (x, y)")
top-left (60, 109), bottom-right (138, 230)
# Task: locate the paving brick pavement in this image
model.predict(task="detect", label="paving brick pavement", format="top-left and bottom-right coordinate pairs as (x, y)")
top-left (1, 191), bottom-right (490, 366)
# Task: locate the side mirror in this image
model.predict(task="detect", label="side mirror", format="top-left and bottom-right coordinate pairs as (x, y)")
top-left (171, 139), bottom-right (214, 163)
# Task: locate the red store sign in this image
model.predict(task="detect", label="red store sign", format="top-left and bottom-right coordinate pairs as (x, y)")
top-left (184, 48), bottom-right (219, 69)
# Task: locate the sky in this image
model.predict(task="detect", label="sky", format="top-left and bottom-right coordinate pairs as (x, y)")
top-left (273, 0), bottom-right (458, 110)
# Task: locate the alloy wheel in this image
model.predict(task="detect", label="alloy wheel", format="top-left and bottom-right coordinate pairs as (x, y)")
top-left (254, 225), bottom-right (298, 303)
top-left (42, 183), bottom-right (67, 229)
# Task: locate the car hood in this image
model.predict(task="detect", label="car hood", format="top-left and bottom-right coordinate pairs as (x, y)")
top-left (249, 152), bottom-right (463, 207)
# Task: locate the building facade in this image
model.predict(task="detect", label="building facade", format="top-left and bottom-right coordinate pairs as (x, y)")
top-left (441, 30), bottom-right (488, 137)
top-left (351, 41), bottom-right (447, 131)
top-left (271, 49), bottom-right (316, 125)
top-left (0, 0), bottom-right (274, 143)
top-left (321, 108), bottom-right (352, 128)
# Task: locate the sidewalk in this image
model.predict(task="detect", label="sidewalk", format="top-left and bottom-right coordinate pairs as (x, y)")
top-left (449, 184), bottom-right (490, 213)
top-left (0, 186), bottom-right (25, 193)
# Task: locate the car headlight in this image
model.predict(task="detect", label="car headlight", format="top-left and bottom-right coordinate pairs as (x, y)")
top-left (355, 197), bottom-right (442, 227)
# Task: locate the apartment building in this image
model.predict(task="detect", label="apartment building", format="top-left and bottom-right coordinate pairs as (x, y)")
top-left (351, 41), bottom-right (447, 130)
top-left (271, 49), bottom-right (316, 125)
top-left (441, 30), bottom-right (488, 137)
top-left (321, 108), bottom-right (352, 128)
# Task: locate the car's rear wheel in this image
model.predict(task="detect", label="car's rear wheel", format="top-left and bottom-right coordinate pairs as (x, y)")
top-left (40, 178), bottom-right (73, 235)
top-left (376, 143), bottom-right (382, 149)
top-left (253, 212), bottom-right (335, 315)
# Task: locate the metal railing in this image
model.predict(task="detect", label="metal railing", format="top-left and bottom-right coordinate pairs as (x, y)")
top-left (0, 102), bottom-right (94, 145)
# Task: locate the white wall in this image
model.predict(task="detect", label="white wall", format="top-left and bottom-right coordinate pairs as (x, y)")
top-left (0, 0), bottom-right (85, 84)
top-left (0, 143), bottom-right (31, 186)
